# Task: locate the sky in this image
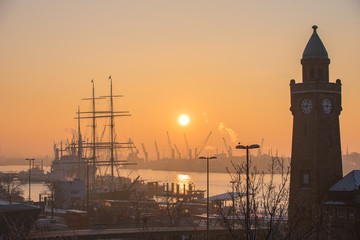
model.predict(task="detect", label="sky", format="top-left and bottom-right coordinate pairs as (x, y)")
top-left (0, 0), bottom-right (359, 160)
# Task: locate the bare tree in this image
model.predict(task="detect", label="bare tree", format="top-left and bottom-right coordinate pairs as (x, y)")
top-left (0, 172), bottom-right (24, 204)
top-left (158, 191), bottom-right (186, 226)
top-left (217, 155), bottom-right (290, 240)
top-left (259, 156), bottom-right (290, 240)
top-left (43, 181), bottom-right (58, 217)
top-left (130, 189), bottom-right (148, 226)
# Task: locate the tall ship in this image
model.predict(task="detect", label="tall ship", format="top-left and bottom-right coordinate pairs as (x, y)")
top-left (50, 77), bottom-right (137, 201)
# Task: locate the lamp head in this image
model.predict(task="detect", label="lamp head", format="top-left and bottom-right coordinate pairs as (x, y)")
top-left (236, 144), bottom-right (246, 149)
top-left (199, 156), bottom-right (217, 159)
top-left (249, 144), bottom-right (260, 149)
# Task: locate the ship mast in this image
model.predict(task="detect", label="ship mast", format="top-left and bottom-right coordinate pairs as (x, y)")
top-left (77, 77), bottom-right (134, 192)
top-left (100, 76), bottom-right (130, 190)
top-left (91, 80), bottom-right (96, 188)
top-left (110, 77), bottom-right (115, 188)
top-left (79, 80), bottom-right (105, 189)
top-left (77, 106), bottom-right (82, 178)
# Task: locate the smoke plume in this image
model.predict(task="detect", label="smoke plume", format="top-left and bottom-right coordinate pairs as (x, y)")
top-left (219, 122), bottom-right (238, 143)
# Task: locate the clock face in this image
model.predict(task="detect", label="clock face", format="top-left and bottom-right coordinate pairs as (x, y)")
top-left (322, 98), bottom-right (332, 114)
top-left (301, 98), bottom-right (312, 114)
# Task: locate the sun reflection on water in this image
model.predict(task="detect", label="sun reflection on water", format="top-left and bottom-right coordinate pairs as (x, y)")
top-left (176, 174), bottom-right (191, 193)
top-left (177, 174), bottom-right (190, 183)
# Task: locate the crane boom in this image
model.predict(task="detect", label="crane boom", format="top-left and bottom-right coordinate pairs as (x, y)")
top-left (166, 132), bottom-right (172, 150)
top-left (174, 144), bottom-right (181, 158)
top-left (141, 143), bottom-right (148, 162)
top-left (154, 141), bottom-right (160, 160)
top-left (196, 131), bottom-right (212, 158)
top-left (184, 134), bottom-right (190, 159)
top-left (166, 131), bottom-right (175, 159)
top-left (222, 137), bottom-right (232, 157)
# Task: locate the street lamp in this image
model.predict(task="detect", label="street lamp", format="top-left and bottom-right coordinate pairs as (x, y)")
top-left (25, 158), bottom-right (35, 202)
top-left (230, 180), bottom-right (237, 229)
top-left (235, 143), bottom-right (259, 240)
top-left (199, 156), bottom-right (217, 240)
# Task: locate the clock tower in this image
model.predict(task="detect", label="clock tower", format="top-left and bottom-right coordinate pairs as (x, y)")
top-left (289, 26), bottom-right (343, 232)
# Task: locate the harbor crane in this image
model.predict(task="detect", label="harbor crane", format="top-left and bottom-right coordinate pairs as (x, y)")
top-left (166, 131), bottom-right (175, 159)
top-left (195, 131), bottom-right (212, 159)
top-left (141, 143), bottom-right (148, 162)
top-left (154, 141), bottom-right (160, 160)
top-left (174, 144), bottom-right (182, 159)
top-left (222, 137), bottom-right (232, 157)
top-left (184, 134), bottom-right (191, 159)
top-left (258, 138), bottom-right (264, 156)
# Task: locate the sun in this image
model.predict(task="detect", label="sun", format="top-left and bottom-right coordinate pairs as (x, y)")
top-left (178, 114), bottom-right (190, 126)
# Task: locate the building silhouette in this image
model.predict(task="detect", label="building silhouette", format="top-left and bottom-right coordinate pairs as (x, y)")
top-left (289, 25), bottom-right (343, 237)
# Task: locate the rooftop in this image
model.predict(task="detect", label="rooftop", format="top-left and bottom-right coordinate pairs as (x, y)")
top-left (329, 170), bottom-right (360, 191)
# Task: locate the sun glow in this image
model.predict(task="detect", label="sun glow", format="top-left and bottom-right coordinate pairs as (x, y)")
top-left (178, 115), bottom-right (190, 126)
top-left (177, 174), bottom-right (191, 185)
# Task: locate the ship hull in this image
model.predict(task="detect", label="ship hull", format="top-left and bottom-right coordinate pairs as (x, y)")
top-left (90, 189), bottom-right (131, 201)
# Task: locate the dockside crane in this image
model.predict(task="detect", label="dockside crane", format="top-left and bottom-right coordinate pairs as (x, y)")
top-left (166, 131), bottom-right (175, 159)
top-left (174, 144), bottom-right (182, 159)
top-left (141, 143), bottom-right (148, 162)
top-left (195, 131), bottom-right (212, 158)
top-left (222, 137), bottom-right (233, 157)
top-left (258, 138), bottom-right (264, 156)
top-left (154, 141), bottom-right (160, 160)
top-left (184, 133), bottom-right (191, 159)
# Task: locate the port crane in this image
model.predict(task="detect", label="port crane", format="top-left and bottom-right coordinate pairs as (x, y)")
top-left (154, 141), bottom-right (160, 160)
top-left (174, 144), bottom-right (182, 159)
top-left (184, 134), bottom-right (191, 159)
top-left (141, 143), bottom-right (148, 162)
top-left (195, 131), bottom-right (212, 158)
top-left (222, 137), bottom-right (232, 157)
top-left (166, 131), bottom-right (175, 159)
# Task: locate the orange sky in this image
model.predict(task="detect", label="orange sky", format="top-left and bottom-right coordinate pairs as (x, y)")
top-left (0, 0), bottom-right (359, 160)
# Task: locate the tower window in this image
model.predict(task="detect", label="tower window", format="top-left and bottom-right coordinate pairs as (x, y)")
top-left (349, 209), bottom-right (355, 219)
top-left (318, 69), bottom-right (323, 80)
top-left (303, 173), bottom-right (310, 185)
top-left (310, 69), bottom-right (315, 78)
top-left (304, 124), bottom-right (307, 137)
top-left (300, 171), bottom-right (310, 188)
top-left (337, 209), bottom-right (346, 219)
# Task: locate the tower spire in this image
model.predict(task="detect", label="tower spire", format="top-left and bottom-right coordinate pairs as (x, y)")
top-left (302, 25), bottom-right (328, 60)
top-left (301, 25), bottom-right (330, 83)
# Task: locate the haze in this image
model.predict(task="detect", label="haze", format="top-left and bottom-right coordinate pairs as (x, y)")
top-left (0, 0), bottom-right (359, 160)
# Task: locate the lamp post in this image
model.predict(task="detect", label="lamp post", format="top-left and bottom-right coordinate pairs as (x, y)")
top-left (25, 158), bottom-right (35, 201)
top-left (199, 156), bottom-right (217, 240)
top-left (230, 180), bottom-right (237, 229)
top-left (235, 143), bottom-right (259, 240)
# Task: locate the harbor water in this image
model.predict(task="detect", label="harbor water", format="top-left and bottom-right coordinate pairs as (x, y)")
top-left (0, 165), bottom-right (287, 201)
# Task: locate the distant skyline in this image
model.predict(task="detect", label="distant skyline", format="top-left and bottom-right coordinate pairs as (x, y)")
top-left (0, 0), bottom-right (359, 159)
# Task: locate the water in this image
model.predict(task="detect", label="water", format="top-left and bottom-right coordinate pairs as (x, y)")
top-left (121, 168), bottom-right (235, 195)
top-left (0, 165), bottom-right (235, 199)
top-left (0, 165), bottom-right (288, 201)
top-left (0, 165), bottom-right (51, 201)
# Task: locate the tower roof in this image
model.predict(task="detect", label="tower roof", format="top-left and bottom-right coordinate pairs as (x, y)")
top-left (302, 25), bottom-right (328, 59)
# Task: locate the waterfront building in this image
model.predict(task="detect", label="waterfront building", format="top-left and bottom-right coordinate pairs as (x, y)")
top-left (54, 179), bottom-right (85, 209)
top-left (289, 25), bottom-right (343, 237)
top-left (322, 170), bottom-right (360, 239)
